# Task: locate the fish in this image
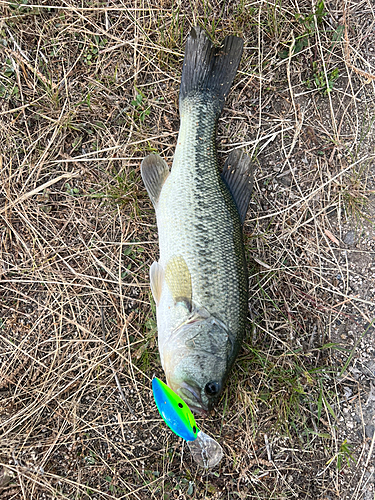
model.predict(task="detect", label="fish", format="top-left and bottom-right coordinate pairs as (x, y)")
top-left (141, 26), bottom-right (254, 414)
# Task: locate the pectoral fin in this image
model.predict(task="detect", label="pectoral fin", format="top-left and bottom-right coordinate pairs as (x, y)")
top-left (141, 154), bottom-right (170, 206)
top-left (165, 255), bottom-right (192, 312)
top-left (150, 261), bottom-right (164, 306)
top-left (221, 149), bottom-right (255, 224)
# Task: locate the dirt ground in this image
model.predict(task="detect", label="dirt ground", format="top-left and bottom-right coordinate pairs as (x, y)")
top-left (1, 0), bottom-right (375, 499)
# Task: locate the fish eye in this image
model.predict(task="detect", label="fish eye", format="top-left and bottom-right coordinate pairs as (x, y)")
top-left (204, 381), bottom-right (220, 397)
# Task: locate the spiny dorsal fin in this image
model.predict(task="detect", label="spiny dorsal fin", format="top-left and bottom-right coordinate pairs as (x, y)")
top-left (141, 154), bottom-right (169, 206)
top-left (164, 255), bottom-right (192, 312)
top-left (221, 149), bottom-right (255, 224)
top-left (150, 261), bottom-right (164, 306)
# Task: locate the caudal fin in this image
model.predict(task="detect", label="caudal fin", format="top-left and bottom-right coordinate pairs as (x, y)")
top-left (179, 26), bottom-right (244, 112)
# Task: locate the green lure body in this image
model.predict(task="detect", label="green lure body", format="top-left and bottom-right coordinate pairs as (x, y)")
top-left (152, 377), bottom-right (199, 441)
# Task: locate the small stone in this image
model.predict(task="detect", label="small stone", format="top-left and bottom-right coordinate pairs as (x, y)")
top-left (326, 206), bottom-right (337, 218)
top-left (365, 424), bottom-right (375, 438)
top-left (343, 386), bottom-right (352, 399)
top-left (343, 230), bottom-right (357, 246)
top-left (0, 467), bottom-right (14, 488)
top-left (279, 175), bottom-right (292, 187)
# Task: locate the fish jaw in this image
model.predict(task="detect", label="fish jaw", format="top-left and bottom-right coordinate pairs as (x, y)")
top-left (167, 377), bottom-right (209, 416)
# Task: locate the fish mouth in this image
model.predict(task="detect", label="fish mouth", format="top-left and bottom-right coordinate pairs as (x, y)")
top-left (178, 381), bottom-right (209, 416)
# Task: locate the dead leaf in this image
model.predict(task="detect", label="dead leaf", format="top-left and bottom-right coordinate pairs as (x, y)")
top-left (324, 229), bottom-right (340, 246)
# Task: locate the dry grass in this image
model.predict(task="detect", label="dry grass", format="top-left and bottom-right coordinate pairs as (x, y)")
top-left (1, 0), bottom-right (375, 499)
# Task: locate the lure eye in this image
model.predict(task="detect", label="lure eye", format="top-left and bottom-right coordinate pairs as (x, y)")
top-left (204, 381), bottom-right (220, 397)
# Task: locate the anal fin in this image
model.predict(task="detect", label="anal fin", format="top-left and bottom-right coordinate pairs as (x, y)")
top-left (141, 154), bottom-right (170, 206)
top-left (221, 149), bottom-right (255, 224)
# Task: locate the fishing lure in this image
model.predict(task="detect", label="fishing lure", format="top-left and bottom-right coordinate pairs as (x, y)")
top-left (152, 377), bottom-right (223, 468)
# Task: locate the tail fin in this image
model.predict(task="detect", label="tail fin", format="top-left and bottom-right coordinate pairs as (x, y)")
top-left (179, 26), bottom-right (244, 112)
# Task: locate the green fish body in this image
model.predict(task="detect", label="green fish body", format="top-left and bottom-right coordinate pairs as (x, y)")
top-left (142, 27), bottom-right (254, 414)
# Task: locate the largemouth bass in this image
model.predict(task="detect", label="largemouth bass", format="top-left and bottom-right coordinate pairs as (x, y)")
top-left (141, 26), bottom-right (254, 414)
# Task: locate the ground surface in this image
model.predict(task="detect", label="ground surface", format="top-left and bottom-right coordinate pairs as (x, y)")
top-left (1, 0), bottom-right (375, 499)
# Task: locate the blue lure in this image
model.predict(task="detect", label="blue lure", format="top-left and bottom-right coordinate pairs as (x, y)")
top-left (152, 377), bottom-right (199, 441)
top-left (152, 377), bottom-right (223, 468)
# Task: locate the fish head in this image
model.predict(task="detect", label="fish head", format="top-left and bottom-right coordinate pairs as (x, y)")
top-left (162, 315), bottom-right (233, 415)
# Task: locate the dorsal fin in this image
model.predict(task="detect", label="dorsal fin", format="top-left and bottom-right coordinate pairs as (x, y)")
top-left (221, 149), bottom-right (255, 224)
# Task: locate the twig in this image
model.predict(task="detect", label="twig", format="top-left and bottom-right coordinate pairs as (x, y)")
top-left (0, 45), bottom-right (58, 90)
top-left (264, 434), bottom-right (272, 462)
top-left (0, 171), bottom-right (79, 215)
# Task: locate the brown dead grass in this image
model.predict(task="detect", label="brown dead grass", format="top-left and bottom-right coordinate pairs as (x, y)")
top-left (1, 0), bottom-right (375, 499)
